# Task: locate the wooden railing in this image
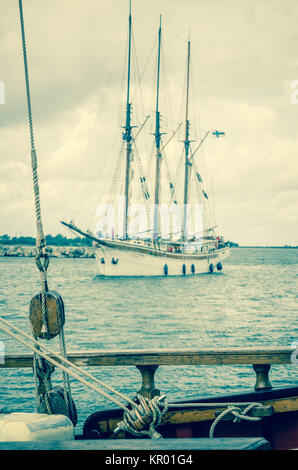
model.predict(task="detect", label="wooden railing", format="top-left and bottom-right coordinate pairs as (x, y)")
top-left (1, 347), bottom-right (296, 398)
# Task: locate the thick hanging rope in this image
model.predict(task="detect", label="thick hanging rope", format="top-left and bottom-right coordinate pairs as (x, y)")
top-left (19, 0), bottom-right (48, 342)
top-left (19, 0), bottom-right (45, 251)
top-left (18, 0), bottom-right (74, 419)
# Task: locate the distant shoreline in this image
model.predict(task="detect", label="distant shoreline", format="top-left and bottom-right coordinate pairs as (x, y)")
top-left (0, 244), bottom-right (297, 258)
top-left (0, 245), bottom-right (95, 258)
top-left (234, 246), bottom-right (298, 249)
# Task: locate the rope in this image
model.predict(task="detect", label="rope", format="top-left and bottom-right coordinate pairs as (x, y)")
top-left (0, 317), bottom-right (135, 411)
top-left (19, 1), bottom-right (52, 412)
top-left (58, 328), bottom-right (72, 416)
top-left (165, 400), bottom-right (266, 439)
top-left (0, 317), bottom-right (168, 438)
top-left (18, 0), bottom-right (75, 420)
top-left (33, 355), bottom-right (54, 414)
top-left (19, 0), bottom-right (45, 251)
top-left (108, 140), bottom-right (125, 207)
top-left (114, 394), bottom-right (168, 439)
top-left (209, 403), bottom-right (264, 438)
top-left (19, 0), bottom-right (48, 337)
top-left (131, 141), bottom-right (151, 217)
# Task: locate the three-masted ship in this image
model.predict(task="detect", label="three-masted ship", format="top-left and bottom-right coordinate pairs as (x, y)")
top-left (62, 5), bottom-right (230, 277)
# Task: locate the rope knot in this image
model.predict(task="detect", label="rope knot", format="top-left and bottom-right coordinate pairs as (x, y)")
top-left (35, 251), bottom-right (49, 273)
top-left (209, 402), bottom-right (265, 438)
top-left (231, 403), bottom-right (264, 423)
top-left (34, 357), bottom-right (55, 395)
top-left (114, 394), bottom-right (168, 439)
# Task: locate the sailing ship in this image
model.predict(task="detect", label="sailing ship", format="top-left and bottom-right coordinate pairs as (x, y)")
top-left (62, 4), bottom-right (230, 277)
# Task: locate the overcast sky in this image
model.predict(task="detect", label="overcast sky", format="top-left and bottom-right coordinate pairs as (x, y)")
top-left (0, 0), bottom-right (297, 246)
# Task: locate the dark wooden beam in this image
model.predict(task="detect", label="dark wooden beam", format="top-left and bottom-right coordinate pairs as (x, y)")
top-left (0, 346), bottom-right (294, 369)
top-left (0, 437), bottom-right (270, 450)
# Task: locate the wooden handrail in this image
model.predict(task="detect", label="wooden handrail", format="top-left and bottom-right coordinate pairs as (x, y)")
top-left (0, 346), bottom-right (295, 368)
top-left (1, 347), bottom-right (296, 395)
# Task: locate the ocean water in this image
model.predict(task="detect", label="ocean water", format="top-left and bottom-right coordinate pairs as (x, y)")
top-left (0, 248), bottom-right (297, 433)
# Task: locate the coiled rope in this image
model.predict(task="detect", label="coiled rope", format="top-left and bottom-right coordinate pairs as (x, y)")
top-left (114, 393), bottom-right (168, 439)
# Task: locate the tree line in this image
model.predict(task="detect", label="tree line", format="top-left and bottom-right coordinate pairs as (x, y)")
top-left (0, 234), bottom-right (92, 246)
top-left (0, 234), bottom-right (240, 247)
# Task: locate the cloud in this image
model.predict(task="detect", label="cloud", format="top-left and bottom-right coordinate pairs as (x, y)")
top-left (0, 0), bottom-right (297, 245)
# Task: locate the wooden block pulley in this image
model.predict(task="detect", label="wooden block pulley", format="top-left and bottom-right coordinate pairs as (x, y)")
top-left (29, 290), bottom-right (65, 340)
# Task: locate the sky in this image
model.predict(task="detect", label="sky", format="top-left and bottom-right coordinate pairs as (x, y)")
top-left (0, 0), bottom-right (297, 246)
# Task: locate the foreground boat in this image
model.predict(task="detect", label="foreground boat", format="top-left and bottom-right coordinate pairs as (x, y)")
top-left (1, 346), bottom-right (297, 450)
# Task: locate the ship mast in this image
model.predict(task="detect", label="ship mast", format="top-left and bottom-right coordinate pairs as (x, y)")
top-left (182, 38), bottom-right (191, 241)
top-left (153, 15), bottom-right (162, 239)
top-left (123, 0), bottom-right (133, 239)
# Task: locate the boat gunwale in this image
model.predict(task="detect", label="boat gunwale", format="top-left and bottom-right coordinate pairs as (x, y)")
top-left (83, 385), bottom-right (298, 422)
top-left (1, 346), bottom-right (295, 368)
top-left (94, 238), bottom-right (228, 260)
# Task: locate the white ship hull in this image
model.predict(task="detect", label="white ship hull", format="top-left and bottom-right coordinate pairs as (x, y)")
top-left (94, 240), bottom-right (230, 277)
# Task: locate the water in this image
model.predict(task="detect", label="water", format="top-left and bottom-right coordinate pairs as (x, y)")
top-left (0, 248), bottom-right (297, 433)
